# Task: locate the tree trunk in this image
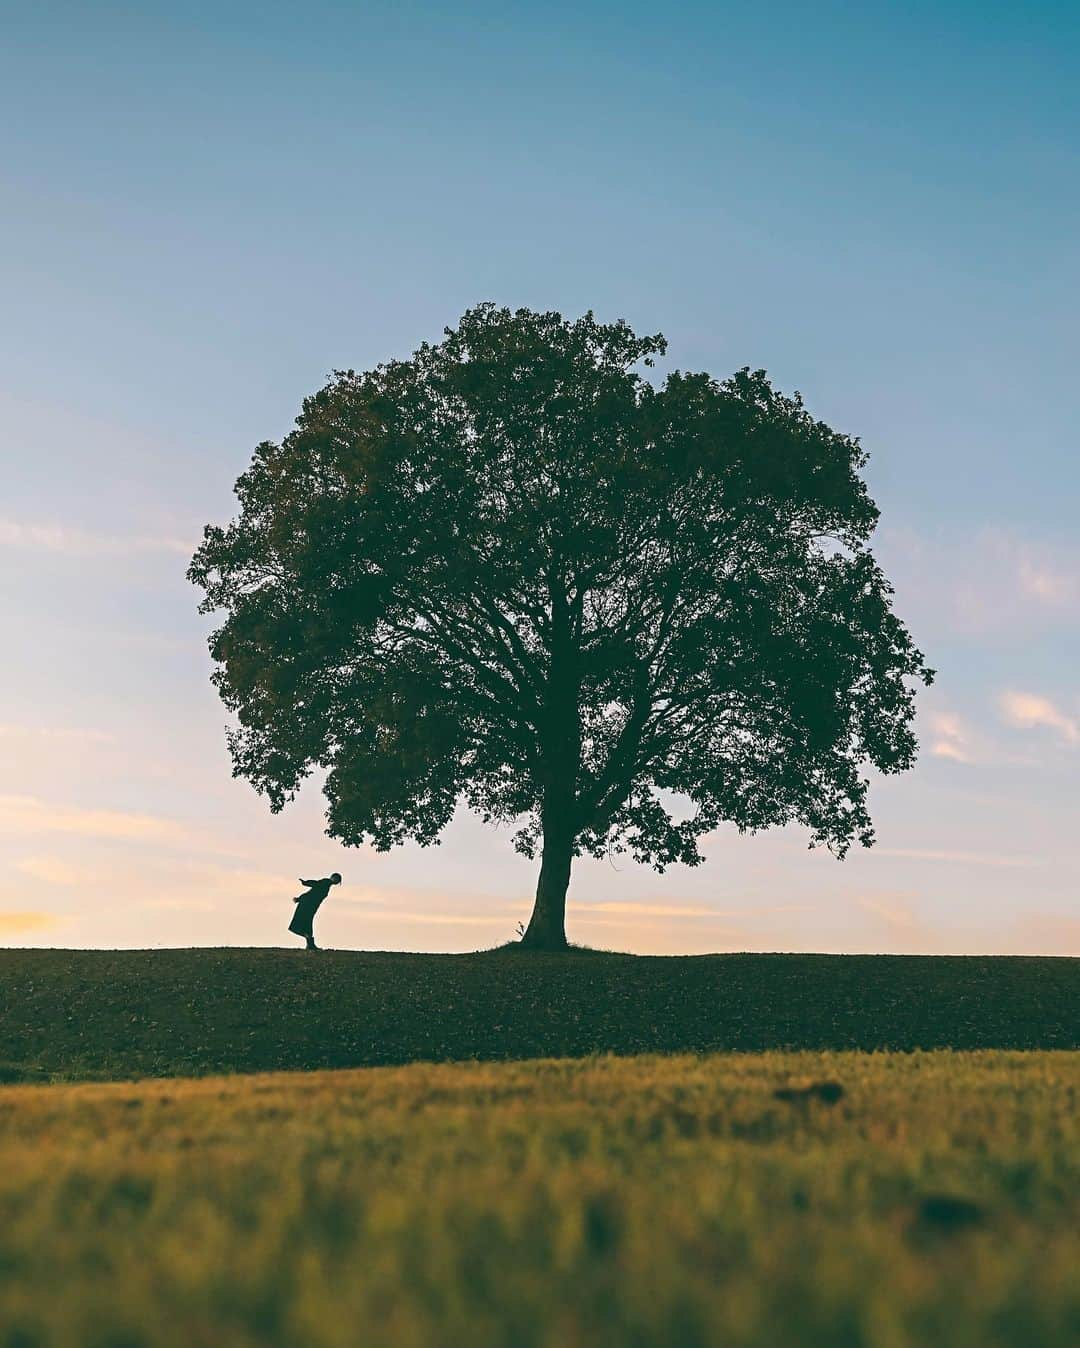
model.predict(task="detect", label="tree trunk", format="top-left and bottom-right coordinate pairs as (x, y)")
top-left (521, 571), bottom-right (578, 951)
top-left (521, 819), bottom-right (573, 950)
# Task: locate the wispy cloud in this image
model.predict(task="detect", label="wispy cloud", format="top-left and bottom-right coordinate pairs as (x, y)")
top-left (15, 856), bottom-right (87, 885)
top-left (882, 525), bottom-right (1080, 639)
top-left (141, 897), bottom-right (218, 912)
top-left (362, 910), bottom-right (516, 927)
top-left (853, 894), bottom-right (940, 952)
top-left (0, 910), bottom-right (59, 934)
top-left (918, 699), bottom-right (1039, 771)
top-left (1007, 912), bottom-right (1080, 957)
top-left (964, 530), bottom-right (1079, 618)
top-left (580, 901), bottom-right (719, 918)
top-left (138, 877), bottom-right (527, 927)
top-left (576, 900), bottom-right (813, 920)
top-left (334, 883), bottom-right (531, 915)
top-left (875, 846), bottom-right (1041, 869)
top-left (928, 711), bottom-right (974, 764)
top-left (856, 895), bottom-right (920, 930)
top-left (0, 519), bottom-right (191, 556)
top-left (1015, 554), bottom-right (1078, 607)
top-left (141, 865), bottom-right (317, 907)
top-left (998, 690), bottom-right (1079, 745)
top-left (0, 725), bottom-right (112, 746)
top-left (0, 795), bottom-right (195, 845)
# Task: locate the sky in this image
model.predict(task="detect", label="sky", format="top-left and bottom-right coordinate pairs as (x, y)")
top-left (2, 0), bottom-right (1079, 954)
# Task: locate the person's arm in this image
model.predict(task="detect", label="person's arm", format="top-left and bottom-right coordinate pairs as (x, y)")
top-left (299, 878), bottom-right (314, 887)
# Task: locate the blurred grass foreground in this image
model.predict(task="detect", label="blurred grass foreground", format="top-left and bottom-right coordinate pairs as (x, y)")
top-left (1, 1050), bottom-right (1078, 1347)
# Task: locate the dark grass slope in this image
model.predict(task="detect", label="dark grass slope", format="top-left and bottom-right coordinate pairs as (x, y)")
top-left (1, 947), bottom-right (1076, 1083)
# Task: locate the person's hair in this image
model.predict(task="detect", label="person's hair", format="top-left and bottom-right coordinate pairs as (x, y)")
top-left (330, 872), bottom-right (342, 883)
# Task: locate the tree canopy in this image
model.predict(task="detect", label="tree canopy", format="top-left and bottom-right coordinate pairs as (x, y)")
top-left (189, 304), bottom-right (931, 948)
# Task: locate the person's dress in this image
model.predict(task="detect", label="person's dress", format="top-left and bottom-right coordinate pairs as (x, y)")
top-left (288, 879), bottom-right (332, 937)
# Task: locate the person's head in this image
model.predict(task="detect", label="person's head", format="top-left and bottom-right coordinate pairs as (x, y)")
top-left (330, 872), bottom-right (342, 885)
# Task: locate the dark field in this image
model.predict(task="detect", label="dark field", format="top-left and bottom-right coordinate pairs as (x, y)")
top-left (1, 948), bottom-right (1076, 1082)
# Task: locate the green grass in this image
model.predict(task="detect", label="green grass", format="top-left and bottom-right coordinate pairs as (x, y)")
top-left (0, 948), bottom-right (1076, 1083)
top-left (1, 1050), bottom-right (1077, 1347)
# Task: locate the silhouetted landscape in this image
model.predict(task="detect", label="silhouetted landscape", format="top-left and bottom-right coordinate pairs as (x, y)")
top-left (5, 3), bottom-right (1079, 1344)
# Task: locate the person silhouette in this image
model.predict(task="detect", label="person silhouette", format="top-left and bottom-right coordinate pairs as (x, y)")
top-left (288, 873), bottom-right (341, 950)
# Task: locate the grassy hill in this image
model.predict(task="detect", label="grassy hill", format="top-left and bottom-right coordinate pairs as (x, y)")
top-left (1, 1050), bottom-right (1077, 1347)
top-left (1, 947), bottom-right (1076, 1082)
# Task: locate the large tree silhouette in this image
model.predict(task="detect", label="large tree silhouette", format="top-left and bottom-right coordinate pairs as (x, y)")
top-left (189, 304), bottom-right (931, 949)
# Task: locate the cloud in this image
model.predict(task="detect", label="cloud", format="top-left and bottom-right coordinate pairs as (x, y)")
top-left (1015, 556), bottom-right (1078, 607)
top-left (15, 856), bottom-right (86, 885)
top-left (0, 910), bottom-right (59, 934)
top-left (928, 712), bottom-right (974, 764)
top-left (335, 883), bottom-right (528, 914)
top-left (856, 895), bottom-right (919, 929)
top-left (0, 519), bottom-right (191, 556)
top-left (0, 725), bottom-right (112, 746)
top-left (575, 901), bottom-right (813, 920)
top-left (875, 846), bottom-right (1041, 869)
top-left (998, 691), bottom-right (1078, 745)
top-left (137, 876), bottom-right (529, 927)
top-left (141, 865), bottom-right (328, 909)
top-left (141, 897), bottom-right (218, 912)
top-left (964, 531), bottom-right (1080, 619)
top-left (12, 857), bottom-right (287, 906)
top-left (0, 795), bottom-right (194, 846)
top-left (853, 894), bottom-right (940, 952)
top-left (579, 901), bottom-right (719, 919)
top-left (881, 525), bottom-right (1080, 640)
top-left (918, 700), bottom-right (1038, 772)
top-left (362, 910), bottom-right (518, 927)
top-left (1006, 913), bottom-right (1080, 957)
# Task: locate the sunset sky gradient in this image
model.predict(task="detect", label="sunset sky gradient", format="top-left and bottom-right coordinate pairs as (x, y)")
top-left (3, 1), bottom-right (1078, 953)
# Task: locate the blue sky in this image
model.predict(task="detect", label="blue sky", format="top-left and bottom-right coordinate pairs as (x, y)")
top-left (2, 1), bottom-right (1078, 952)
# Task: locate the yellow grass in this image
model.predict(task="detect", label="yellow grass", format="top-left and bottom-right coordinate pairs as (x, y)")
top-left (1, 1051), bottom-right (1077, 1347)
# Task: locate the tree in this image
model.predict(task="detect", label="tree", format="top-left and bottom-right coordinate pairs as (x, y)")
top-left (189, 304), bottom-right (932, 950)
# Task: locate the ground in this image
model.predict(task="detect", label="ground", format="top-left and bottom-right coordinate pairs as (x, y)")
top-left (1, 950), bottom-right (1076, 1346)
top-left (1, 1050), bottom-right (1077, 1347)
top-left (0, 948), bottom-right (1076, 1082)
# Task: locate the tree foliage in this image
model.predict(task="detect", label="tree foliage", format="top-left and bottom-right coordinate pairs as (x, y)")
top-left (189, 304), bottom-right (931, 947)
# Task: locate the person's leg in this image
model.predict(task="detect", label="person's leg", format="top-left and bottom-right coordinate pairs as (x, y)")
top-left (306, 933), bottom-right (317, 950)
